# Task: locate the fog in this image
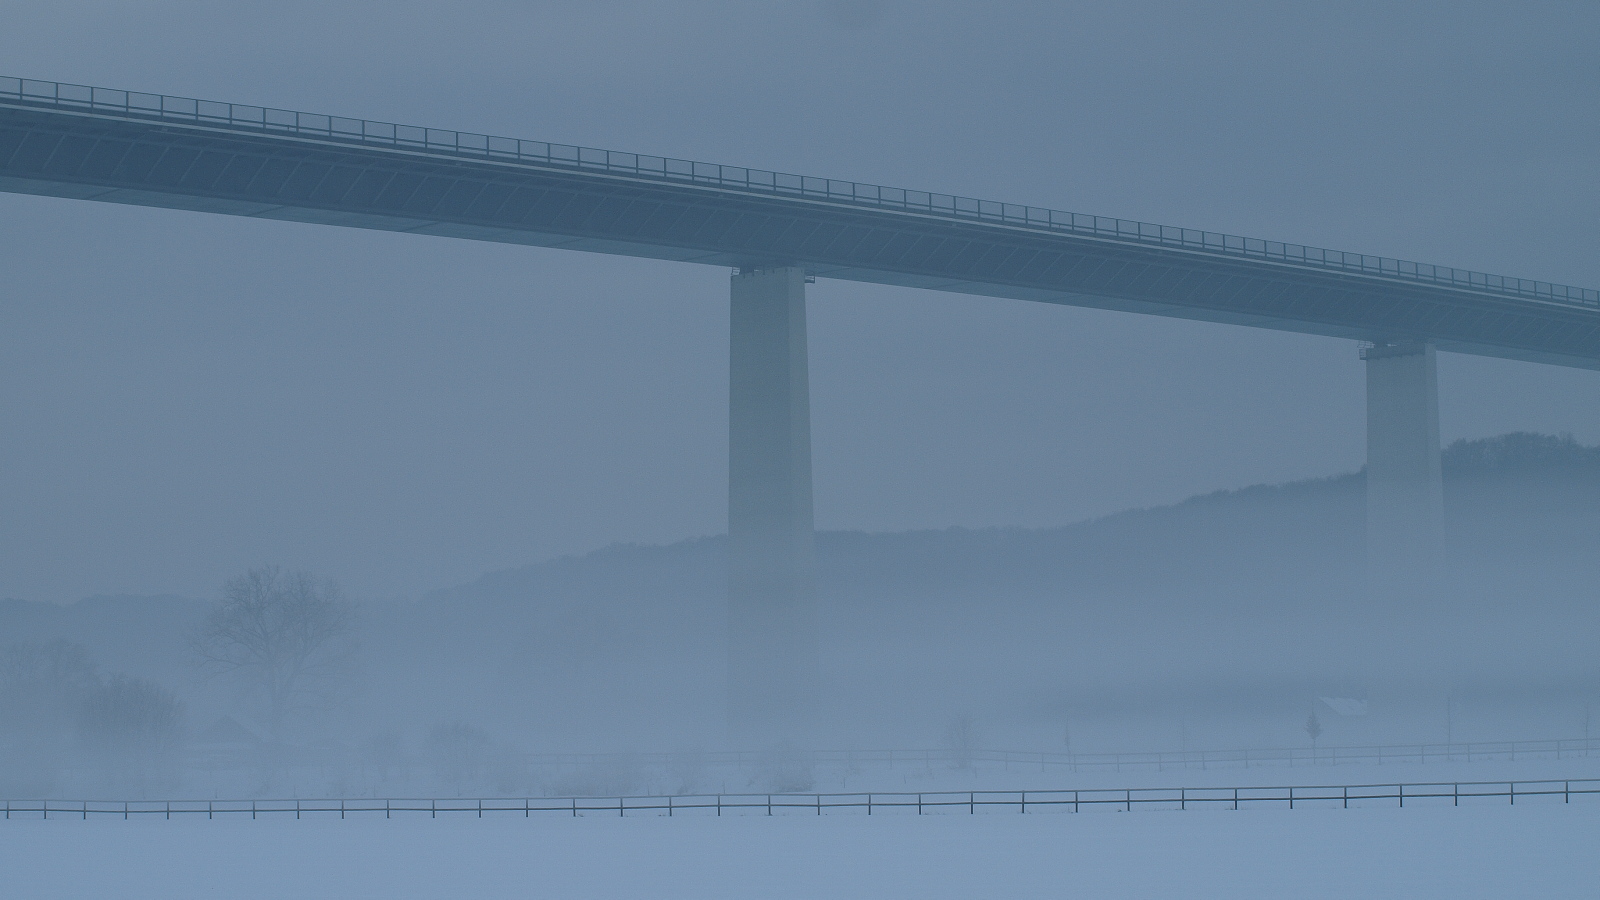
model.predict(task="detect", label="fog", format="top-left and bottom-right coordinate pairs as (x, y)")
top-left (3, 2), bottom-right (1600, 802)
top-left (5, 433), bottom-right (1599, 797)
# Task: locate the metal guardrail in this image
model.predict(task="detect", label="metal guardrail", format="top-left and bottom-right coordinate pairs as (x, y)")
top-left (3, 76), bottom-right (1595, 311)
top-left (8, 778), bottom-right (1596, 820)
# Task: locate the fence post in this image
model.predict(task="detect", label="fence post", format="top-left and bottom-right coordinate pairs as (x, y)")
top-left (918, 793), bottom-right (923, 815)
top-left (1180, 789), bottom-right (1185, 812)
top-left (342, 799), bottom-right (346, 820)
top-left (251, 800), bottom-right (255, 821)
top-left (1398, 784), bottom-right (1403, 808)
top-left (167, 801), bottom-right (171, 821)
top-left (867, 794), bottom-right (872, 816)
top-left (1509, 783), bottom-right (1515, 806)
top-left (716, 795), bottom-right (721, 817)
top-left (480, 799), bottom-right (484, 819)
top-left (430, 799), bottom-right (435, 819)
top-left (668, 796), bottom-right (673, 817)
top-left (1565, 781), bottom-right (1570, 803)
top-left (387, 799), bottom-right (391, 819)
top-left (1454, 783), bottom-right (1459, 807)
top-left (1343, 786), bottom-right (1348, 809)
top-left (1233, 788), bottom-right (1238, 811)
top-left (1020, 792), bottom-right (1026, 814)
top-left (208, 801), bottom-right (213, 821)
top-left (1289, 787), bottom-right (1294, 810)
top-left (970, 792), bottom-right (975, 815)
top-left (817, 794), bottom-right (822, 816)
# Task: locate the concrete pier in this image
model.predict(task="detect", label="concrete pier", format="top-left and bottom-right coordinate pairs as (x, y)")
top-left (1362, 341), bottom-right (1444, 594)
top-left (727, 266), bottom-right (818, 746)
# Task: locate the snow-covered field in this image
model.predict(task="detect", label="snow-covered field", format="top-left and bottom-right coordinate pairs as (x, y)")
top-left (5, 798), bottom-right (1596, 899)
top-left (9, 754), bottom-right (1598, 898)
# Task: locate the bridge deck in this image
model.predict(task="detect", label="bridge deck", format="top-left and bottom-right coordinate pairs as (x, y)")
top-left (2, 77), bottom-right (1597, 369)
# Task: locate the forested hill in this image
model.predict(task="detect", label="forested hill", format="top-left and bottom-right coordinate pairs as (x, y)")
top-left (5, 433), bottom-right (1597, 746)
top-left (387, 431), bottom-right (1599, 738)
top-left (425, 431), bottom-right (1600, 611)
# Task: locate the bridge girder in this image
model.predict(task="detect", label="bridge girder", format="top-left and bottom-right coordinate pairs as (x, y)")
top-left (2, 91), bottom-right (1598, 369)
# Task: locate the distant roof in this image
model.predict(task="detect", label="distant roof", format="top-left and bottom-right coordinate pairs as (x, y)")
top-left (194, 714), bottom-right (265, 745)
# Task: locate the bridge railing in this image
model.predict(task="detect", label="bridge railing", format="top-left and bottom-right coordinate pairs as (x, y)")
top-left (4, 76), bottom-right (1596, 311)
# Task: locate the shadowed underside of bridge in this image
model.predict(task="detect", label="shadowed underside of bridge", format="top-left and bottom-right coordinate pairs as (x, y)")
top-left (2, 78), bottom-right (1599, 369)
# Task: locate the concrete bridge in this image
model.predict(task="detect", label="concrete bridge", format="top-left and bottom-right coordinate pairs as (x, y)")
top-left (4, 77), bottom-right (1596, 744)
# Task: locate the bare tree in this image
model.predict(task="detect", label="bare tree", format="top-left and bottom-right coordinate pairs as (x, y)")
top-left (193, 567), bottom-right (353, 741)
top-left (944, 715), bottom-right (980, 771)
top-left (424, 720), bottom-right (492, 792)
top-left (0, 641), bottom-right (101, 795)
top-left (77, 676), bottom-right (185, 793)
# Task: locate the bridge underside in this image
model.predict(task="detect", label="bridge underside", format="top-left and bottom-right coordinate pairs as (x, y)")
top-left (3, 103), bottom-right (1599, 370)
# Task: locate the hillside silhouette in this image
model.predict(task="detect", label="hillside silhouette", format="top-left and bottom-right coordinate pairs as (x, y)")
top-left (6, 433), bottom-right (1597, 750)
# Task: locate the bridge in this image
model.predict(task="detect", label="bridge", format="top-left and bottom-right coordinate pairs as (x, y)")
top-left (4, 77), bottom-right (1596, 743)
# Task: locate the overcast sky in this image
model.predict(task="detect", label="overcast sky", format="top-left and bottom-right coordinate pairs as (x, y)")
top-left (2, 1), bottom-right (1597, 604)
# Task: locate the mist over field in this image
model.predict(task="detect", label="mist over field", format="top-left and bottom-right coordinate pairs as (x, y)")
top-left (5, 432), bottom-right (1597, 799)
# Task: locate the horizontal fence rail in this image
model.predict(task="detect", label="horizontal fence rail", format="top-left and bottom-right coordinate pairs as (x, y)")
top-left (8, 778), bottom-right (1597, 821)
top-left (3, 75), bottom-right (1595, 311)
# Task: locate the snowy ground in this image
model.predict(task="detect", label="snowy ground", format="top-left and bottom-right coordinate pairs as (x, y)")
top-left (5, 796), bottom-right (1597, 899)
top-left (9, 756), bottom-right (1598, 898)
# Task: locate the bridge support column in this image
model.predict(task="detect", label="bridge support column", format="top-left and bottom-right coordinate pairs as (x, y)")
top-left (728, 266), bottom-right (818, 747)
top-left (1362, 341), bottom-right (1444, 595)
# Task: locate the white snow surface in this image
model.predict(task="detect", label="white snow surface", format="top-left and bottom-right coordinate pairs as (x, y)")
top-left (4, 805), bottom-right (1595, 899)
